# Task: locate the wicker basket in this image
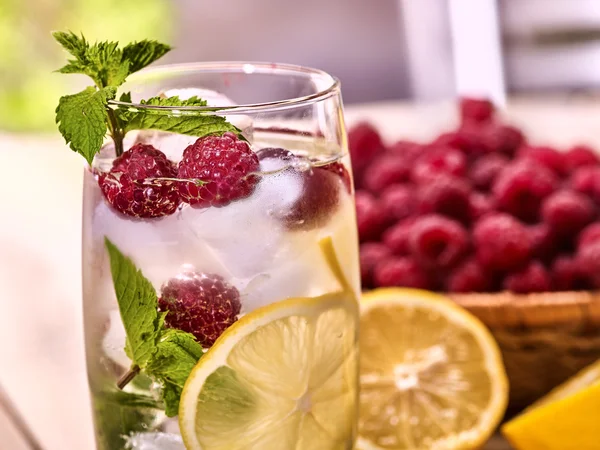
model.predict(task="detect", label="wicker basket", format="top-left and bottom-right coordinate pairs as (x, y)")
top-left (449, 291), bottom-right (600, 410)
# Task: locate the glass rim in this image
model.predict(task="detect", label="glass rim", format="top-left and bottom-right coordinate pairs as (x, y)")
top-left (108, 61), bottom-right (341, 114)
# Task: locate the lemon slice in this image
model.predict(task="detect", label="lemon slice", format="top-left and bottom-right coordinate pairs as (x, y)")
top-left (502, 360), bottom-right (600, 450)
top-left (179, 238), bottom-right (359, 450)
top-left (358, 288), bottom-right (508, 450)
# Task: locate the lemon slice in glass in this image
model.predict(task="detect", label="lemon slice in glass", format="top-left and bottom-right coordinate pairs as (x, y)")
top-left (358, 288), bottom-right (508, 450)
top-left (179, 238), bottom-right (359, 450)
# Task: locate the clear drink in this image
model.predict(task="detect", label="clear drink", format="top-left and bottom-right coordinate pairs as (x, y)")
top-left (81, 63), bottom-right (360, 450)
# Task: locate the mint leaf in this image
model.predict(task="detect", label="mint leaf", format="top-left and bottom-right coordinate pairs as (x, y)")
top-left (146, 328), bottom-right (203, 416)
top-left (122, 40), bottom-right (171, 74)
top-left (104, 237), bottom-right (161, 368)
top-left (53, 31), bottom-right (126, 87)
top-left (53, 31), bottom-right (171, 88)
top-left (116, 95), bottom-right (241, 137)
top-left (55, 86), bottom-right (116, 165)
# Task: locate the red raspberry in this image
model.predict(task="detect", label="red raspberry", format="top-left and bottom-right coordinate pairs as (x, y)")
top-left (373, 256), bottom-right (431, 289)
top-left (459, 97), bottom-right (495, 124)
top-left (469, 154), bottom-right (509, 191)
top-left (360, 242), bottom-right (392, 288)
top-left (503, 261), bottom-right (551, 294)
top-left (446, 259), bottom-right (491, 293)
top-left (363, 155), bottom-right (409, 193)
top-left (433, 131), bottom-right (467, 150)
top-left (411, 146), bottom-right (467, 185)
top-left (380, 185), bottom-right (416, 222)
top-left (483, 124), bottom-right (525, 157)
top-left (388, 140), bottom-right (424, 164)
top-left (518, 146), bottom-right (566, 176)
top-left (408, 215), bottom-right (469, 269)
top-left (257, 148), bottom-right (348, 230)
top-left (469, 192), bottom-right (496, 221)
top-left (348, 122), bottom-right (385, 174)
top-left (541, 190), bottom-right (595, 236)
top-left (417, 175), bottom-right (471, 224)
top-left (98, 143), bottom-right (180, 218)
top-left (356, 191), bottom-right (388, 242)
top-left (492, 162), bottom-right (558, 223)
top-left (177, 132), bottom-right (259, 208)
top-left (320, 161), bottom-right (352, 193)
top-left (473, 213), bottom-right (532, 271)
top-left (158, 271), bottom-right (241, 346)
top-left (552, 256), bottom-right (592, 291)
top-left (529, 223), bottom-right (557, 261)
top-left (382, 218), bottom-right (415, 256)
top-left (577, 242), bottom-right (600, 287)
top-left (569, 166), bottom-right (600, 197)
top-left (565, 145), bottom-right (599, 172)
top-left (578, 223), bottom-right (600, 250)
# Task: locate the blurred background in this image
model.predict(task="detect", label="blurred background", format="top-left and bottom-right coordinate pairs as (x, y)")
top-left (3, 0), bottom-right (600, 449)
top-left (6, 0), bottom-right (600, 134)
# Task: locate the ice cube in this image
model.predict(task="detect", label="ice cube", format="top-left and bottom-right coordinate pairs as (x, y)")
top-left (125, 432), bottom-right (184, 450)
top-left (93, 200), bottom-right (231, 290)
top-left (177, 164), bottom-right (304, 282)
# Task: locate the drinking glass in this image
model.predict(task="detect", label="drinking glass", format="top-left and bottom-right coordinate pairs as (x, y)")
top-left (81, 62), bottom-right (360, 450)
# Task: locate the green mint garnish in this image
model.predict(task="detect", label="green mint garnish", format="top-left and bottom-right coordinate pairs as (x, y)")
top-left (105, 237), bottom-right (203, 416)
top-left (55, 86), bottom-right (117, 165)
top-left (53, 31), bottom-right (242, 165)
top-left (117, 95), bottom-right (241, 137)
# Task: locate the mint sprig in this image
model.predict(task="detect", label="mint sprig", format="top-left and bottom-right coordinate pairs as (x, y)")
top-left (53, 31), bottom-right (242, 165)
top-left (105, 238), bottom-right (203, 416)
top-left (55, 86), bottom-right (116, 165)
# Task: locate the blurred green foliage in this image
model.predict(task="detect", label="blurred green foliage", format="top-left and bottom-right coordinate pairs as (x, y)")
top-left (0, 0), bottom-right (172, 132)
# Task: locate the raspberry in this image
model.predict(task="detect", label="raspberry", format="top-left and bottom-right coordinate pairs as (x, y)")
top-left (417, 175), bottom-right (471, 224)
top-left (577, 242), bottom-right (600, 287)
top-left (541, 190), bottom-right (595, 236)
top-left (408, 215), bottom-right (469, 269)
top-left (382, 218), bottom-right (415, 256)
top-left (469, 154), bottom-right (509, 191)
top-left (473, 213), bottom-right (532, 271)
top-left (446, 259), bottom-right (491, 293)
top-left (388, 140), bottom-right (424, 164)
top-left (529, 223), bottom-right (557, 261)
top-left (492, 162), bottom-right (558, 222)
top-left (320, 161), bottom-right (352, 193)
top-left (483, 124), bottom-right (525, 156)
top-left (469, 192), bottom-right (496, 221)
top-left (363, 155), bottom-right (409, 193)
top-left (239, 148), bottom-right (345, 231)
top-left (518, 146), bottom-right (566, 176)
top-left (360, 242), bottom-right (392, 288)
top-left (569, 166), bottom-right (600, 197)
top-left (348, 122), bottom-right (385, 174)
top-left (373, 257), bottom-right (431, 289)
top-left (503, 261), bottom-right (551, 294)
top-left (178, 132), bottom-right (259, 208)
top-left (380, 184), bottom-right (416, 222)
top-left (98, 143), bottom-right (180, 218)
top-left (158, 271), bottom-right (241, 346)
top-left (356, 191), bottom-right (388, 242)
top-left (552, 256), bottom-right (592, 291)
top-left (433, 131), bottom-right (466, 150)
top-left (565, 145), bottom-right (599, 172)
top-left (411, 146), bottom-right (467, 184)
top-left (577, 223), bottom-right (600, 250)
top-left (459, 97), bottom-right (494, 123)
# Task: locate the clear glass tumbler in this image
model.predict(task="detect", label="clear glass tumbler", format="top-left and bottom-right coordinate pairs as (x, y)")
top-left (82, 63), bottom-right (360, 450)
